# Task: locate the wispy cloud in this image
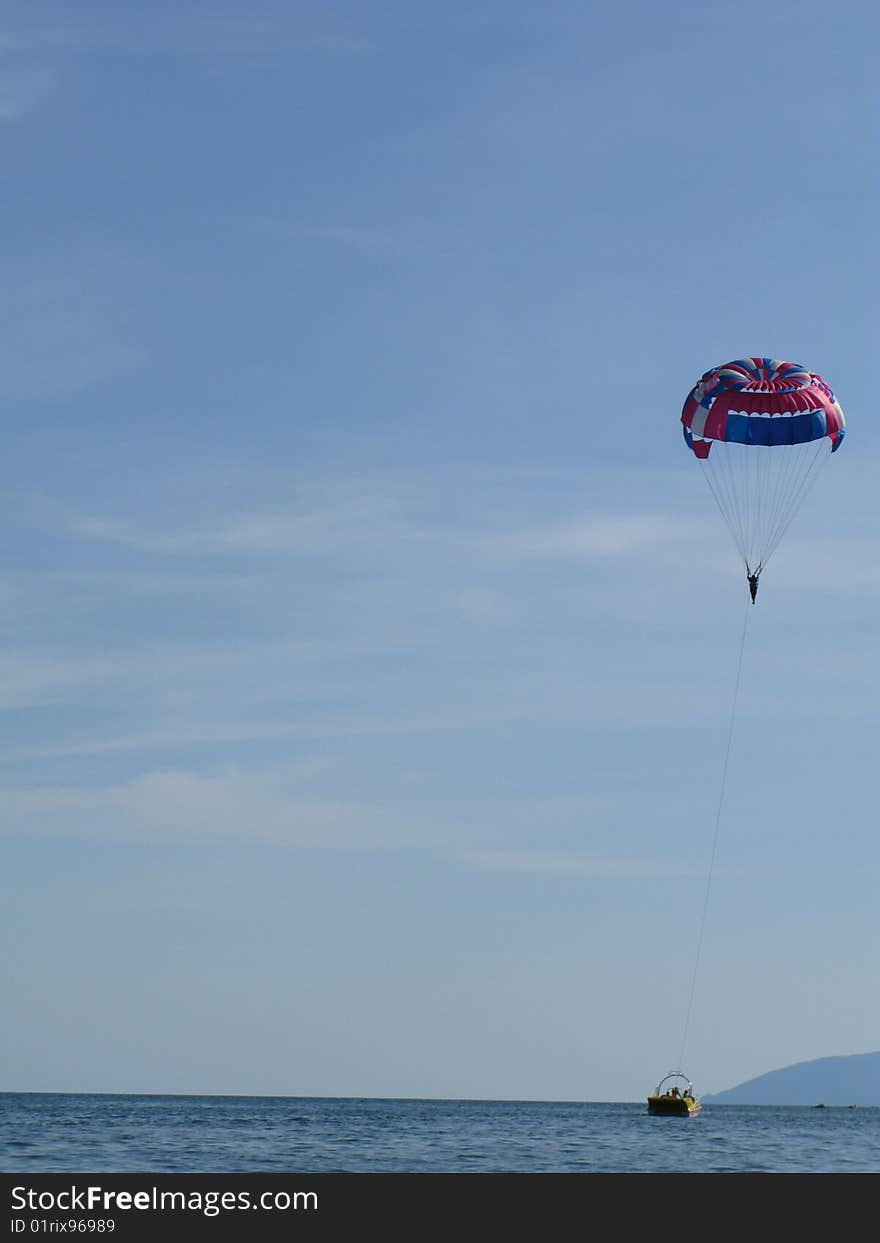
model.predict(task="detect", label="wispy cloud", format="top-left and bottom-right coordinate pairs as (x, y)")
top-left (499, 515), bottom-right (691, 559)
top-left (0, 64), bottom-right (54, 118)
top-left (0, 652), bottom-right (126, 710)
top-left (0, 11), bottom-right (373, 127)
top-left (66, 492), bottom-right (442, 557)
top-left (259, 220), bottom-right (414, 258)
top-left (2, 764), bottom-right (436, 850)
top-left (66, 486), bottom-right (692, 567)
top-left (175, 15), bottom-right (373, 58)
top-left (769, 533), bottom-right (880, 593)
top-left (2, 724), bottom-right (326, 761)
top-left (0, 24), bottom-right (126, 54)
top-left (0, 269), bottom-right (144, 401)
top-left (465, 850), bottom-right (701, 878)
top-left (0, 14), bottom-right (372, 58)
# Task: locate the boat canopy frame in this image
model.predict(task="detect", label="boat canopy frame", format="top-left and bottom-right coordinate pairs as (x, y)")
top-left (653, 1071), bottom-right (695, 1098)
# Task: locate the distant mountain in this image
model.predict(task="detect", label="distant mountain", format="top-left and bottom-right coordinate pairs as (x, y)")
top-left (703, 1051), bottom-right (880, 1106)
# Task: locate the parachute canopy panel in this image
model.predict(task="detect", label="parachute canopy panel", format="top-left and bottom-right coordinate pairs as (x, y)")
top-left (681, 357), bottom-right (845, 456)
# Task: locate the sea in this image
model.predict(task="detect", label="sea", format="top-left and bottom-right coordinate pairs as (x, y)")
top-left (1, 1093), bottom-right (878, 1173)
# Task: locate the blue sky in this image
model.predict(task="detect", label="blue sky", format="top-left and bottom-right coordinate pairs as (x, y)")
top-left (1, 0), bottom-right (877, 1103)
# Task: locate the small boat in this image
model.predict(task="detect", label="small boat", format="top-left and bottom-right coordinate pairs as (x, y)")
top-left (647, 1072), bottom-right (701, 1117)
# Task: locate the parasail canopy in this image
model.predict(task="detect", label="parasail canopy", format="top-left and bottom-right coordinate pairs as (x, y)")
top-left (681, 357), bottom-right (845, 584)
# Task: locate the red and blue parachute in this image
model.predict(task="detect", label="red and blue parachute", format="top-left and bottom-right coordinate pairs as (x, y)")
top-left (681, 357), bottom-right (845, 597)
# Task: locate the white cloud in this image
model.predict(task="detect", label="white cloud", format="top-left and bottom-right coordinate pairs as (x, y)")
top-left (767, 534), bottom-right (880, 593)
top-left (2, 765), bottom-right (437, 850)
top-left (64, 479), bottom-right (694, 570)
top-left (499, 515), bottom-right (692, 559)
top-left (172, 14), bottom-right (373, 58)
top-left (66, 494), bottom-right (418, 557)
top-left (0, 25), bottom-right (123, 54)
top-left (5, 723), bottom-right (323, 761)
top-left (465, 850), bottom-right (700, 877)
top-left (0, 269), bottom-right (144, 401)
top-left (259, 220), bottom-right (412, 258)
top-left (0, 64), bottom-right (54, 118)
top-left (0, 15), bottom-right (372, 58)
top-left (0, 652), bottom-right (126, 709)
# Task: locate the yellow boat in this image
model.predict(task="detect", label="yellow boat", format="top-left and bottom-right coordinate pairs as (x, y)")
top-left (647, 1072), bottom-right (701, 1117)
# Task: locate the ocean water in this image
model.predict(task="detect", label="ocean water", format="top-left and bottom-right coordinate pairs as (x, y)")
top-left (1, 1093), bottom-right (878, 1173)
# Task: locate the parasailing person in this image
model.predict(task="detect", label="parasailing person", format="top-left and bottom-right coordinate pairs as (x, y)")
top-left (680, 357), bottom-right (846, 598)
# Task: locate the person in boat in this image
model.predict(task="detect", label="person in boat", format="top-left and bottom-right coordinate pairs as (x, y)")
top-left (671, 1086), bottom-right (679, 1097)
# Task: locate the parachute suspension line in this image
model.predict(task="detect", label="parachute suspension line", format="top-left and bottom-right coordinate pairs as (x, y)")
top-left (760, 438), bottom-right (831, 571)
top-left (698, 436), bottom-right (833, 585)
top-left (676, 593), bottom-right (751, 1076)
top-left (760, 438), bottom-right (809, 565)
top-left (698, 452), bottom-right (749, 572)
top-left (750, 435), bottom-right (765, 561)
top-left (747, 450), bottom-right (761, 568)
